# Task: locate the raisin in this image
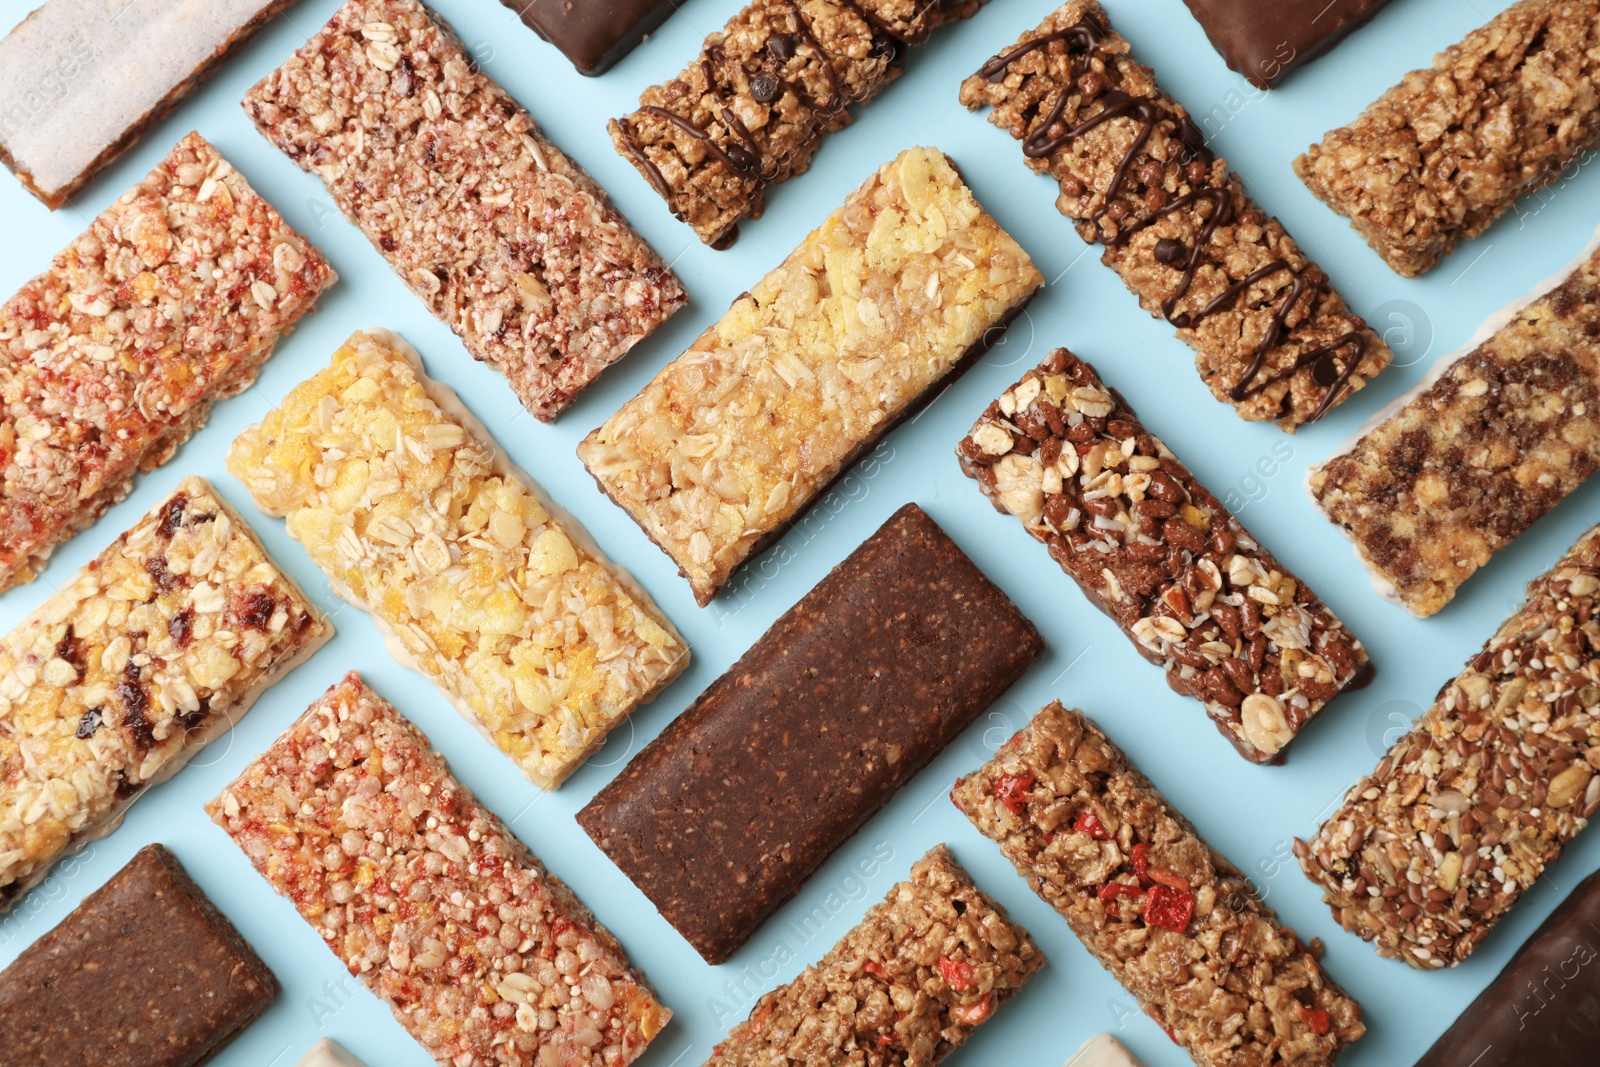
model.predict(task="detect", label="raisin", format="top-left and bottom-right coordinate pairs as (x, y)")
top-left (156, 493), bottom-right (189, 539)
top-left (76, 708), bottom-right (103, 739)
top-left (168, 608), bottom-right (195, 648)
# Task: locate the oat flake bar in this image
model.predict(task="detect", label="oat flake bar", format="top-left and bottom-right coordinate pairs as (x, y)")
top-left (0, 476), bottom-right (331, 908)
top-left (0, 130), bottom-right (334, 593)
top-left (961, 1), bottom-right (1391, 430)
top-left (954, 703), bottom-right (1365, 1067)
top-left (209, 672), bottom-right (670, 1067)
top-left (579, 147), bottom-right (1042, 606)
top-left (244, 0), bottom-right (687, 422)
top-left (1298, 523), bottom-right (1600, 969)
top-left (227, 329), bottom-right (687, 790)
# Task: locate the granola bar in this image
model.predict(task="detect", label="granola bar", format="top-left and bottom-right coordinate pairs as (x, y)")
top-left (0, 0), bottom-right (296, 208)
top-left (244, 0), bottom-right (687, 422)
top-left (0, 131), bottom-right (334, 593)
top-left (961, 2), bottom-right (1391, 430)
top-left (954, 703), bottom-right (1365, 1066)
top-left (505, 0), bottom-right (678, 76)
top-left (1297, 523), bottom-right (1600, 969)
top-left (0, 844), bottom-right (277, 1066)
top-left (1067, 1034), bottom-right (1146, 1067)
top-left (298, 1039), bottom-right (366, 1067)
top-left (1309, 238), bottom-right (1600, 617)
top-left (959, 349), bottom-right (1368, 763)
top-left (1296, 0), bottom-right (1600, 277)
top-left (579, 504), bottom-right (1043, 964)
top-left (0, 476), bottom-right (331, 909)
top-left (1178, 0), bottom-right (1396, 89)
top-left (704, 845), bottom-right (1043, 1066)
top-left (579, 147), bottom-right (1042, 605)
top-left (611, 0), bottom-right (994, 248)
top-left (226, 329), bottom-right (687, 790)
top-left (209, 672), bottom-right (670, 1067)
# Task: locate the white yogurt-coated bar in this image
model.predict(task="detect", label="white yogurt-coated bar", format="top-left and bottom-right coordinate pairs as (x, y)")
top-left (296, 1039), bottom-right (366, 1067)
top-left (1067, 1034), bottom-right (1147, 1067)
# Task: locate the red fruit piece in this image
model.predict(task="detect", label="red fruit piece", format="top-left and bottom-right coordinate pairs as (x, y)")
top-left (1097, 881), bottom-right (1145, 919)
top-left (994, 772), bottom-right (1034, 815)
top-left (1143, 884), bottom-right (1195, 932)
top-left (1299, 1004), bottom-right (1332, 1035)
top-left (1073, 811), bottom-right (1110, 840)
top-left (937, 955), bottom-right (975, 992)
top-left (1147, 865), bottom-right (1189, 891)
top-left (1130, 842), bottom-right (1150, 884)
top-left (954, 993), bottom-right (994, 1025)
top-left (863, 960), bottom-right (889, 980)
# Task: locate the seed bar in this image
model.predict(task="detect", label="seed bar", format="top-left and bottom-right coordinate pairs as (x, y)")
top-left (1179, 0), bottom-right (1396, 89)
top-left (503, 0), bottom-right (678, 76)
top-left (959, 348), bottom-right (1368, 763)
top-left (704, 845), bottom-right (1043, 1066)
top-left (244, 0), bottom-right (687, 422)
top-left (1297, 523), bottom-right (1600, 968)
top-left (0, 844), bottom-right (277, 1066)
top-left (0, 476), bottom-right (331, 909)
top-left (1310, 240), bottom-right (1600, 617)
top-left (961, 1), bottom-right (1391, 431)
top-left (578, 147), bottom-right (1041, 606)
top-left (0, 0), bottom-right (297, 208)
top-left (1296, 0), bottom-right (1600, 277)
top-left (610, 0), bottom-right (994, 247)
top-left (209, 672), bottom-right (670, 1067)
top-left (0, 130), bottom-right (334, 593)
top-left (954, 703), bottom-right (1365, 1066)
top-left (226, 329), bottom-right (687, 790)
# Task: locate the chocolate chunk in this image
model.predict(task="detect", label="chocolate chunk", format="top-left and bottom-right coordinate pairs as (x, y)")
top-left (1179, 0), bottom-right (1396, 89)
top-left (502, 0), bottom-right (679, 76)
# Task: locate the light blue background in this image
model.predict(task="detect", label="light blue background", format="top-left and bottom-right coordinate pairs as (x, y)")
top-left (3, 0), bottom-right (1598, 1064)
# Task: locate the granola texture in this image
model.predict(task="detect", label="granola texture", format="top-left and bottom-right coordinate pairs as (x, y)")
top-left (0, 131), bottom-right (334, 593)
top-left (0, 476), bottom-right (330, 909)
top-left (1310, 243), bottom-right (1600, 617)
top-left (611, 0), bottom-right (992, 247)
top-left (960, 349), bottom-right (1369, 763)
top-left (704, 845), bottom-right (1043, 1066)
top-left (961, 2), bottom-right (1391, 430)
top-left (1298, 524), bottom-right (1600, 968)
top-left (954, 704), bottom-right (1365, 1066)
top-left (244, 0), bottom-right (686, 422)
top-left (209, 673), bottom-right (670, 1067)
top-left (227, 329), bottom-right (687, 789)
top-left (1296, 0), bottom-right (1600, 277)
top-left (579, 147), bottom-right (1042, 605)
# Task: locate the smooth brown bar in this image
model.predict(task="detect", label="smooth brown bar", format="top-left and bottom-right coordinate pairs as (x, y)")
top-left (503, 0), bottom-right (678, 75)
top-left (1179, 0), bottom-right (1396, 89)
top-left (579, 504), bottom-right (1044, 964)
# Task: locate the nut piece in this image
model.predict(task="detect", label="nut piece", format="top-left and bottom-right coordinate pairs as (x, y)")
top-left (1240, 693), bottom-right (1293, 757)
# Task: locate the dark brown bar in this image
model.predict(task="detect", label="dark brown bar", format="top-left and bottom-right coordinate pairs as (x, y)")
top-left (502, 0), bottom-right (678, 75)
top-left (1179, 0), bottom-right (1395, 89)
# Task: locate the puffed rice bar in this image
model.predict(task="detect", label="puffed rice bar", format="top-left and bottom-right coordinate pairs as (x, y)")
top-left (209, 672), bottom-right (670, 1067)
top-left (0, 476), bottom-right (331, 908)
top-left (1298, 523), bottom-right (1600, 968)
top-left (578, 146), bottom-right (1042, 606)
top-left (0, 130), bottom-right (334, 593)
top-left (244, 0), bottom-right (688, 422)
top-left (704, 845), bottom-right (1042, 1067)
top-left (954, 703), bottom-right (1365, 1066)
top-left (226, 329), bottom-right (687, 789)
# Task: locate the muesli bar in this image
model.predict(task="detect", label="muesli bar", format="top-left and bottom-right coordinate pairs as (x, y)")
top-left (1296, 0), bottom-right (1600, 277)
top-left (704, 845), bottom-right (1043, 1066)
top-left (0, 130), bottom-right (334, 592)
top-left (209, 672), bottom-right (670, 1067)
top-left (611, 0), bottom-right (994, 247)
top-left (0, 844), bottom-right (277, 1066)
top-left (1310, 239), bottom-right (1600, 617)
top-left (579, 147), bottom-right (1042, 605)
top-left (245, 0), bottom-right (687, 422)
top-left (227, 329), bottom-right (687, 789)
top-left (959, 348), bottom-right (1368, 763)
top-left (579, 504), bottom-right (1043, 964)
top-left (0, 476), bottom-right (331, 908)
top-left (961, 1), bottom-right (1391, 430)
top-left (954, 703), bottom-right (1365, 1066)
top-left (0, 0), bottom-right (296, 208)
top-left (1297, 524), bottom-right (1600, 968)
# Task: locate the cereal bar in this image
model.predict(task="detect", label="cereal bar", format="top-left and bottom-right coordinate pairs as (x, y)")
top-left (954, 704), bottom-right (1365, 1066)
top-left (0, 0), bottom-right (296, 208)
top-left (244, 0), bottom-right (687, 422)
top-left (0, 476), bottom-right (331, 908)
top-left (959, 349), bottom-right (1369, 763)
top-left (504, 0), bottom-right (679, 76)
top-left (1310, 239), bottom-right (1600, 617)
top-left (1296, 0), bottom-right (1600, 277)
top-left (611, 0), bottom-right (994, 247)
top-left (961, 2), bottom-right (1391, 430)
top-left (209, 673), bottom-right (670, 1067)
top-left (0, 131), bottom-right (334, 592)
top-left (579, 147), bottom-right (1041, 605)
top-left (704, 845), bottom-right (1043, 1066)
top-left (226, 329), bottom-right (687, 790)
top-left (1178, 0), bottom-right (1396, 89)
top-left (1298, 524), bottom-right (1600, 968)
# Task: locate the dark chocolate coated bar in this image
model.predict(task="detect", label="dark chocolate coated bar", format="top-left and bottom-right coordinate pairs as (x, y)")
top-left (1180, 0), bottom-right (1395, 89)
top-left (578, 503), bottom-right (1044, 964)
top-left (504, 0), bottom-right (677, 75)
